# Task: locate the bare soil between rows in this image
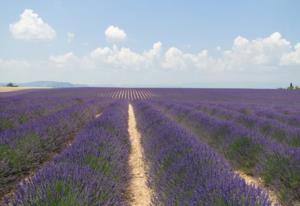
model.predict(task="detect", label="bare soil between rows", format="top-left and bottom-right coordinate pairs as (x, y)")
top-left (127, 104), bottom-right (152, 206)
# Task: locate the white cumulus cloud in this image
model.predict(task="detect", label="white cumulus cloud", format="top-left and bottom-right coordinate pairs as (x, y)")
top-left (9, 9), bottom-right (56, 40)
top-left (144, 41), bottom-right (162, 59)
top-left (90, 42), bottom-right (164, 70)
top-left (233, 36), bottom-right (249, 47)
top-left (222, 32), bottom-right (291, 69)
top-left (280, 43), bottom-right (300, 65)
top-left (162, 47), bottom-right (186, 69)
top-left (105, 25), bottom-right (127, 43)
top-left (91, 46), bottom-right (145, 69)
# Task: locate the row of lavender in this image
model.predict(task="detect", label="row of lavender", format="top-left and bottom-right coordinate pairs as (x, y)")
top-left (0, 96), bottom-right (78, 132)
top-left (0, 88), bottom-right (111, 132)
top-left (133, 101), bottom-right (271, 205)
top-left (0, 95), bottom-right (111, 197)
top-left (223, 103), bottom-right (300, 133)
top-left (202, 102), bottom-right (300, 129)
top-left (151, 100), bottom-right (300, 204)
top-left (181, 102), bottom-right (300, 147)
top-left (152, 88), bottom-right (300, 106)
top-left (3, 101), bottom-right (130, 205)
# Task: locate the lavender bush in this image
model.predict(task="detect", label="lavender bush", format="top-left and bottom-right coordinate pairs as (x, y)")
top-left (0, 98), bottom-right (110, 197)
top-left (133, 101), bottom-right (271, 205)
top-left (179, 102), bottom-right (300, 147)
top-left (4, 101), bottom-right (130, 205)
top-left (0, 88), bottom-right (112, 132)
top-left (152, 100), bottom-right (300, 204)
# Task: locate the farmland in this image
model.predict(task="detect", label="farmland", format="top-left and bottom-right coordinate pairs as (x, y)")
top-left (0, 88), bottom-right (300, 206)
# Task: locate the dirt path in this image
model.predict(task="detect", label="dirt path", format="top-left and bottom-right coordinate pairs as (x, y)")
top-left (128, 104), bottom-right (152, 206)
top-left (236, 171), bottom-right (280, 206)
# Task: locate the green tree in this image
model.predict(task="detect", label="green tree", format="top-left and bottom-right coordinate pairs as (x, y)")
top-left (6, 82), bottom-right (18, 87)
top-left (288, 82), bottom-right (294, 90)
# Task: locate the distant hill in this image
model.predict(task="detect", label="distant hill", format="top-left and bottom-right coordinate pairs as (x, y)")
top-left (17, 81), bottom-right (86, 88)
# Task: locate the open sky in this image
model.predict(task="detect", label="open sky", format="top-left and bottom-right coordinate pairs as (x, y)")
top-left (1, 0), bottom-right (300, 88)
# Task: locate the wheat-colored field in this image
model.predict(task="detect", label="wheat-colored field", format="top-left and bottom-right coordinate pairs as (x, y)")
top-left (0, 87), bottom-right (49, 92)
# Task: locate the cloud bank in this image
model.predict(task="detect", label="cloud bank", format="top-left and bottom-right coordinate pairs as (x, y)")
top-left (1, 30), bottom-right (300, 87)
top-left (56, 32), bottom-right (298, 72)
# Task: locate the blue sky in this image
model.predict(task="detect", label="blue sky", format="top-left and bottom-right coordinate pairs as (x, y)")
top-left (1, 0), bottom-right (300, 88)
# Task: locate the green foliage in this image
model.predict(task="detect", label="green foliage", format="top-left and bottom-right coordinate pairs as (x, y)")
top-left (226, 137), bottom-right (261, 173)
top-left (0, 118), bottom-right (14, 131)
top-left (239, 116), bottom-right (255, 128)
top-left (259, 124), bottom-right (272, 136)
top-left (262, 154), bottom-right (300, 202)
top-left (18, 114), bottom-right (29, 124)
top-left (158, 148), bottom-right (194, 204)
top-left (99, 123), bottom-right (116, 134)
top-left (160, 148), bottom-right (191, 172)
top-left (210, 125), bottom-right (231, 147)
top-left (260, 125), bottom-right (300, 147)
top-left (84, 155), bottom-right (112, 176)
top-left (270, 129), bottom-right (286, 142)
top-left (0, 144), bottom-right (19, 168)
top-left (74, 97), bottom-right (83, 103)
top-left (41, 181), bottom-right (81, 206)
top-left (29, 179), bottom-right (110, 205)
top-left (16, 133), bottom-right (44, 156)
top-left (287, 82), bottom-right (300, 90)
top-left (288, 83), bottom-right (294, 90)
top-left (0, 133), bottom-right (42, 171)
top-left (287, 137), bottom-right (300, 147)
top-left (6, 82), bottom-right (18, 87)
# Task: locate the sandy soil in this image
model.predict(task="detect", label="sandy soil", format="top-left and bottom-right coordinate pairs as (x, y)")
top-left (95, 113), bottom-right (102, 118)
top-left (127, 104), bottom-right (152, 206)
top-left (236, 170), bottom-right (280, 206)
top-left (0, 87), bottom-right (49, 93)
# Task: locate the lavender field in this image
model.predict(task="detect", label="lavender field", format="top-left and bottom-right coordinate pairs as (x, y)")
top-left (0, 88), bottom-right (300, 206)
